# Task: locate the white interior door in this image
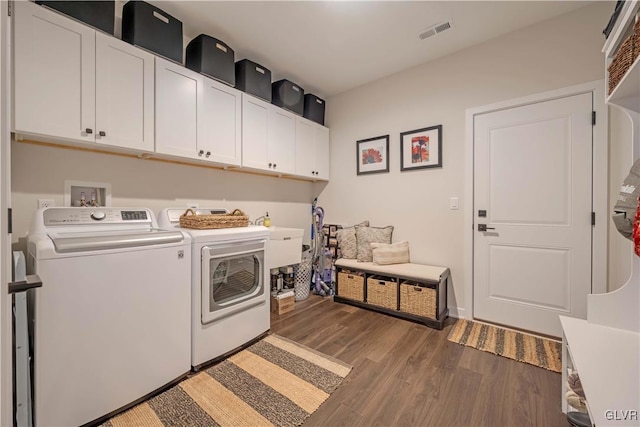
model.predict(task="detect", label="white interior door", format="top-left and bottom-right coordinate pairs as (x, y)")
top-left (473, 92), bottom-right (593, 337)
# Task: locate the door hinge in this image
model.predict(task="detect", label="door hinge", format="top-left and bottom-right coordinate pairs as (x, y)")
top-left (592, 111), bottom-right (596, 126)
top-left (591, 212), bottom-right (596, 226)
top-left (7, 208), bottom-right (11, 234)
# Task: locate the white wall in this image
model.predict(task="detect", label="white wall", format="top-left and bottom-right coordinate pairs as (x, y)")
top-left (608, 107), bottom-right (634, 291)
top-left (320, 2), bottom-right (611, 316)
top-left (11, 141), bottom-right (317, 252)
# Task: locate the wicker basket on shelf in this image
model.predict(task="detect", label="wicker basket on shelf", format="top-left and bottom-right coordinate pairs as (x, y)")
top-left (608, 34), bottom-right (637, 95)
top-left (179, 208), bottom-right (249, 229)
top-left (337, 270), bottom-right (364, 301)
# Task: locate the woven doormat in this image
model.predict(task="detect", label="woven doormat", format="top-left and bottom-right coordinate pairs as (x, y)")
top-left (447, 319), bottom-right (562, 372)
top-left (102, 335), bottom-right (352, 427)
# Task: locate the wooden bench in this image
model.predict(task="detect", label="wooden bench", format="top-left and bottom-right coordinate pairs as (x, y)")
top-left (334, 258), bottom-right (449, 329)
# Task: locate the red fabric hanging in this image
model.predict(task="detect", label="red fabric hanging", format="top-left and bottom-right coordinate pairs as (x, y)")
top-left (634, 196), bottom-right (640, 257)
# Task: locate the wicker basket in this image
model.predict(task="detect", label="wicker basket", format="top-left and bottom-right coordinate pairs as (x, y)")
top-left (294, 257), bottom-right (312, 301)
top-left (179, 208), bottom-right (249, 229)
top-left (366, 275), bottom-right (398, 310)
top-left (400, 281), bottom-right (436, 319)
top-left (608, 34), bottom-right (637, 94)
top-left (337, 270), bottom-right (364, 301)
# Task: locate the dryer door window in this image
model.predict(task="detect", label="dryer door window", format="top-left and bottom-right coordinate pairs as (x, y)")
top-left (201, 240), bottom-right (265, 324)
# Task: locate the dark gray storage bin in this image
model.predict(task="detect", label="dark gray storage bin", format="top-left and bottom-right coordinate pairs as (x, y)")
top-left (303, 94), bottom-right (325, 125)
top-left (186, 34), bottom-right (235, 87)
top-left (272, 79), bottom-right (304, 116)
top-left (235, 59), bottom-right (272, 102)
top-left (121, 1), bottom-right (183, 64)
top-left (36, 1), bottom-right (115, 34)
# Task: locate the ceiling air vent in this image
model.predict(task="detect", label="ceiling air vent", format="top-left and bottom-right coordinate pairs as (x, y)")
top-left (418, 20), bottom-right (452, 40)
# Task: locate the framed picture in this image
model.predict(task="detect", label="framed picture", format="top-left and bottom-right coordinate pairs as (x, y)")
top-left (400, 125), bottom-right (442, 171)
top-left (357, 135), bottom-right (390, 175)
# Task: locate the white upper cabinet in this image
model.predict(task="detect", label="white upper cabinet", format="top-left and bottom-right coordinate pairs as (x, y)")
top-left (241, 94), bottom-right (270, 170)
top-left (13, 1), bottom-right (154, 152)
top-left (95, 33), bottom-right (155, 151)
top-left (201, 78), bottom-right (242, 166)
top-left (155, 57), bottom-right (202, 160)
top-left (268, 107), bottom-right (296, 174)
top-left (295, 117), bottom-right (329, 180)
top-left (14, 0), bottom-right (95, 142)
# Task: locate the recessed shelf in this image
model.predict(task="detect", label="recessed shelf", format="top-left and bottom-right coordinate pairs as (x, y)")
top-left (607, 56), bottom-right (640, 112)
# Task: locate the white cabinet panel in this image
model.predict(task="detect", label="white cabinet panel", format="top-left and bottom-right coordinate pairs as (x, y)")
top-left (295, 117), bottom-right (329, 181)
top-left (295, 118), bottom-right (314, 178)
top-left (314, 125), bottom-right (330, 181)
top-left (268, 108), bottom-right (296, 174)
top-left (155, 58), bottom-right (202, 159)
top-left (241, 94), bottom-right (269, 170)
top-left (95, 33), bottom-right (155, 152)
top-left (201, 79), bottom-right (241, 165)
top-left (14, 1), bottom-right (95, 142)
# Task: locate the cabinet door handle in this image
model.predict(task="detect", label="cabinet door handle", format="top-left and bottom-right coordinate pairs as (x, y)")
top-left (273, 163), bottom-right (277, 169)
top-left (206, 151), bottom-right (211, 157)
top-left (98, 131), bottom-right (106, 137)
top-left (198, 150), bottom-right (204, 156)
top-left (268, 163), bottom-right (273, 168)
top-left (85, 128), bottom-right (93, 134)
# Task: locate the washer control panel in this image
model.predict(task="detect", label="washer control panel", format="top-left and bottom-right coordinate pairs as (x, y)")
top-left (44, 208), bottom-right (151, 226)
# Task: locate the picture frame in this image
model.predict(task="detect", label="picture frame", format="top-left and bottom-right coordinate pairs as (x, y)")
top-left (400, 125), bottom-right (442, 171)
top-left (357, 135), bottom-right (390, 175)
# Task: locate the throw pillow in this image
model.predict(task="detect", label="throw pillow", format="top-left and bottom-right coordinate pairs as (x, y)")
top-left (355, 225), bottom-right (394, 262)
top-left (372, 241), bottom-right (410, 265)
top-left (335, 221), bottom-right (370, 259)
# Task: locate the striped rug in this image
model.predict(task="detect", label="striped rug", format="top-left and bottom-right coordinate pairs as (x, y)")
top-left (102, 334), bottom-right (352, 427)
top-left (447, 319), bottom-right (562, 372)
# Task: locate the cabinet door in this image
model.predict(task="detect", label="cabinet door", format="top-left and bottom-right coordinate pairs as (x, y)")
top-left (201, 78), bottom-right (241, 166)
top-left (95, 33), bottom-right (155, 152)
top-left (295, 118), bottom-right (315, 178)
top-left (314, 125), bottom-right (330, 181)
top-left (268, 107), bottom-right (296, 174)
top-left (154, 57), bottom-right (202, 159)
top-left (241, 94), bottom-right (269, 170)
top-left (13, 1), bottom-right (95, 142)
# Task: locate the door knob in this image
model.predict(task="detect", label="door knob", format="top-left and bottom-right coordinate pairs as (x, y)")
top-left (477, 224), bottom-right (496, 232)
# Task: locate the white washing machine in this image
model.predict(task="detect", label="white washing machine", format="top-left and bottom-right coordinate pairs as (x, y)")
top-left (27, 207), bottom-right (191, 427)
top-left (158, 208), bottom-right (271, 369)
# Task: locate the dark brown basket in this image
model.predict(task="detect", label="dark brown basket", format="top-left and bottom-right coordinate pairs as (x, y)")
top-left (608, 34), bottom-right (637, 94)
top-left (179, 208), bottom-right (249, 229)
top-left (337, 271), bottom-right (364, 301)
top-left (400, 281), bottom-right (436, 319)
top-left (366, 275), bottom-right (397, 309)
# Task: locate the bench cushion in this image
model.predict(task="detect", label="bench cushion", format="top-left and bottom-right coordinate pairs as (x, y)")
top-left (335, 258), bottom-right (448, 283)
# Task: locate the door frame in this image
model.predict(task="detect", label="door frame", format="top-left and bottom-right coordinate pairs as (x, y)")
top-left (463, 80), bottom-right (607, 321)
top-left (1, 1), bottom-right (12, 425)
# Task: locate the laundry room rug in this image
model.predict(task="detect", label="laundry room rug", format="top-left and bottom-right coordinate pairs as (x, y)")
top-left (447, 319), bottom-right (562, 372)
top-left (101, 334), bottom-right (352, 427)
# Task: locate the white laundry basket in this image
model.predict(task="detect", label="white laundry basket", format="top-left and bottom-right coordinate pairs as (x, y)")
top-left (294, 257), bottom-right (313, 301)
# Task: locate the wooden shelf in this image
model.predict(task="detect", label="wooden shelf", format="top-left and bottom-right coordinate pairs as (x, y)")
top-left (560, 316), bottom-right (640, 425)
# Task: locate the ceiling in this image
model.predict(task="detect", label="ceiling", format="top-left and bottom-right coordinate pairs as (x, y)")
top-left (147, 1), bottom-right (593, 98)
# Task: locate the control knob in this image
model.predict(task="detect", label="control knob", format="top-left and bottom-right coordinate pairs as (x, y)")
top-left (90, 211), bottom-right (106, 221)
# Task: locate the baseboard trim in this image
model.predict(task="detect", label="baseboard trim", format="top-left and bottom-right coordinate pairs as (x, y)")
top-left (448, 306), bottom-right (465, 319)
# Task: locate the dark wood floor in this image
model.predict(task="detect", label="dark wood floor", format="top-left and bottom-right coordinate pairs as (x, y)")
top-left (271, 295), bottom-right (569, 427)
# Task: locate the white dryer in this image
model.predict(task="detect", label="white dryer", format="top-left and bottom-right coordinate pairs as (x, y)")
top-left (158, 208), bottom-right (271, 369)
top-left (28, 207), bottom-right (191, 427)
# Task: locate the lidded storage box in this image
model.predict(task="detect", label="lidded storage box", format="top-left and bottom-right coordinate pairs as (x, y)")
top-left (303, 94), bottom-right (325, 125)
top-left (35, 1), bottom-right (115, 35)
top-left (272, 79), bottom-right (304, 115)
top-left (235, 59), bottom-right (272, 101)
top-left (121, 1), bottom-right (183, 64)
top-left (186, 34), bottom-right (235, 87)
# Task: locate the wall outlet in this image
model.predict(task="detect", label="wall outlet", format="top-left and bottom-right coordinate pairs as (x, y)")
top-left (38, 199), bottom-right (55, 209)
top-left (449, 197), bottom-right (459, 210)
